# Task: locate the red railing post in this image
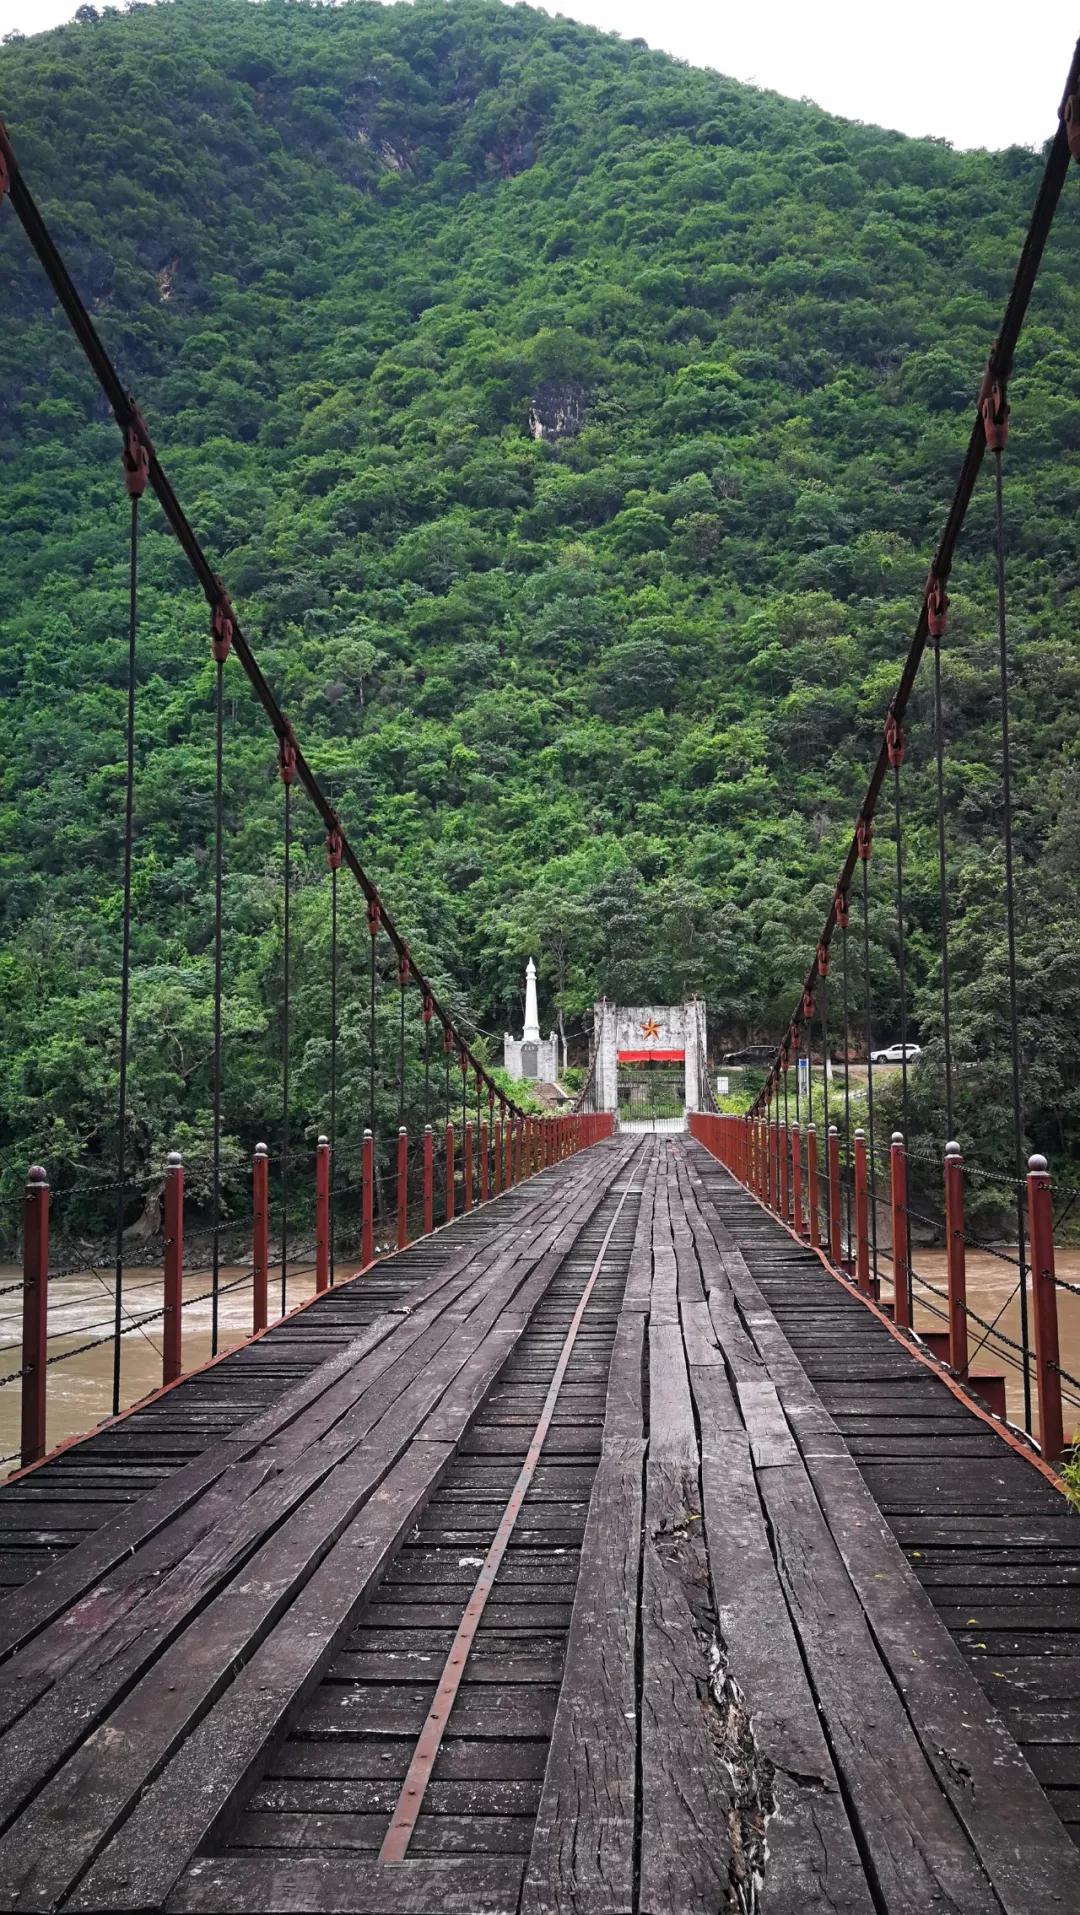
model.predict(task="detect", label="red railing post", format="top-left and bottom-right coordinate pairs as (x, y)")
top-left (397, 1126), bottom-right (409, 1250)
top-left (791, 1122), bottom-right (804, 1237)
top-left (515, 1118), bottom-right (523, 1181)
top-left (463, 1121), bottom-right (473, 1214)
top-left (806, 1124), bottom-right (819, 1249)
top-left (20, 1165), bottom-right (49, 1469)
top-left (890, 1132), bottom-right (910, 1331)
top-left (480, 1120), bottom-right (489, 1203)
top-left (494, 1119), bottom-right (503, 1194)
top-left (361, 1128), bottom-right (374, 1268)
top-left (780, 1117), bottom-right (790, 1222)
top-left (505, 1117), bottom-right (513, 1186)
top-left (315, 1134), bottom-right (330, 1292)
top-left (445, 1122), bottom-right (455, 1225)
top-left (163, 1150), bottom-right (184, 1386)
top-left (1028, 1153), bottom-right (1065, 1462)
top-left (423, 1124), bottom-right (434, 1236)
top-left (854, 1128), bottom-right (872, 1296)
top-left (253, 1142), bottom-right (269, 1333)
top-left (944, 1140), bottom-right (968, 1375)
top-left (828, 1124), bottom-right (842, 1267)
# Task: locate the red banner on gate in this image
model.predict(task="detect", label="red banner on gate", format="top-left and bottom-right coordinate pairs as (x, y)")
top-left (617, 1049), bottom-right (685, 1064)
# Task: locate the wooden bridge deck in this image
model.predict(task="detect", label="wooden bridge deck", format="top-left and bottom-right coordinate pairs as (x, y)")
top-left (0, 1137), bottom-right (1078, 1913)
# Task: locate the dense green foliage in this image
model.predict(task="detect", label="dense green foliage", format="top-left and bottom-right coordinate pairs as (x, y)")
top-left (2, 0), bottom-right (1079, 1233)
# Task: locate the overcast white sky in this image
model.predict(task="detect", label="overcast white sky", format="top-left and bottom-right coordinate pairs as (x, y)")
top-left (1, 0), bottom-right (1076, 151)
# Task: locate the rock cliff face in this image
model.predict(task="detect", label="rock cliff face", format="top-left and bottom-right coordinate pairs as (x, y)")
top-left (527, 379), bottom-right (589, 441)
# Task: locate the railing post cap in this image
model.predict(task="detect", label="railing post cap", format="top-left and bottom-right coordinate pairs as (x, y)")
top-left (254, 1141), bottom-right (269, 1157)
top-left (891, 1131), bottom-right (904, 1147)
top-left (363, 1127), bottom-right (373, 1140)
top-left (1028, 1152), bottom-right (1049, 1174)
top-left (398, 1125), bottom-right (407, 1136)
top-left (807, 1121), bottom-right (816, 1133)
top-left (945, 1139), bottom-right (962, 1159)
top-left (26, 1164), bottom-right (48, 1187)
top-left (854, 1126), bottom-right (866, 1140)
top-left (424, 1122), bottom-right (432, 1135)
top-left (166, 1149), bottom-right (183, 1169)
top-left (317, 1134), bottom-right (329, 1149)
top-left (828, 1124), bottom-right (839, 1136)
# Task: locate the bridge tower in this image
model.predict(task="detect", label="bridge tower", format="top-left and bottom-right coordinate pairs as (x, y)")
top-left (593, 997), bottom-right (707, 1132)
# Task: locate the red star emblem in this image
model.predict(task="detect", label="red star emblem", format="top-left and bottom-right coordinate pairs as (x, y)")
top-left (640, 1017), bottom-right (661, 1041)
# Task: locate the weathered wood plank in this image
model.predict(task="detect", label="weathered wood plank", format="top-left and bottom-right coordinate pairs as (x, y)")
top-left (690, 1363), bottom-right (874, 1915)
top-left (520, 1437), bottom-right (643, 1915)
top-left (167, 1855), bottom-right (525, 1913)
top-left (638, 1171), bottom-right (739, 1915)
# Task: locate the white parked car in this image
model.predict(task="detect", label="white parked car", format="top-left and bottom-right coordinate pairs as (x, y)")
top-left (869, 1042), bottom-right (922, 1065)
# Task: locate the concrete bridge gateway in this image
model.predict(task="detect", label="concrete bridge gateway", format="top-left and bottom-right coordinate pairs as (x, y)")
top-left (593, 997), bottom-right (707, 1132)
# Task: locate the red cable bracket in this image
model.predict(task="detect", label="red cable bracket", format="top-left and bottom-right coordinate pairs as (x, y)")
top-left (366, 896), bottom-right (381, 939)
top-left (209, 584), bottom-right (234, 663)
top-left (925, 569), bottom-right (949, 639)
top-left (422, 991), bottom-right (434, 1025)
top-left (121, 399), bottom-right (151, 499)
top-left (979, 359), bottom-right (1010, 451)
top-left (442, 1024), bottom-right (454, 1055)
top-left (833, 888), bottom-right (849, 929)
top-left (398, 947), bottom-right (411, 988)
top-left (277, 733), bottom-right (298, 786)
top-left (885, 710), bottom-right (905, 768)
top-left (802, 988), bottom-right (815, 1020)
top-left (816, 940), bottom-right (830, 978)
top-left (856, 814), bottom-right (873, 861)
top-left (325, 827), bottom-right (343, 871)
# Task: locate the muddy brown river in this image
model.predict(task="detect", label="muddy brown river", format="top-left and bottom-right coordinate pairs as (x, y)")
top-left (0, 1260), bottom-right (340, 1477)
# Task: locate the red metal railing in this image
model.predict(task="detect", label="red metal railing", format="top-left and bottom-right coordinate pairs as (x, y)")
top-left (689, 1111), bottom-right (1073, 1464)
top-left (10, 1112), bottom-right (615, 1472)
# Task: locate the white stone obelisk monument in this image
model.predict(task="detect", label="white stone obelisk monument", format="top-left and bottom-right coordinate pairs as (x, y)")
top-left (504, 959), bottom-right (559, 1081)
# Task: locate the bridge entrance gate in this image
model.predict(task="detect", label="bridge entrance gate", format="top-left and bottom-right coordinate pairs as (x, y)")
top-left (593, 997), bottom-right (707, 1133)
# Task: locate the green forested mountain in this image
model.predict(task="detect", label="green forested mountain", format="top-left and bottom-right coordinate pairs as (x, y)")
top-left (1, 0), bottom-right (1079, 1223)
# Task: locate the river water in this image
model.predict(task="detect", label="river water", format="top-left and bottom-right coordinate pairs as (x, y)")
top-left (0, 1260), bottom-right (327, 1477)
top-left (2, 1246), bottom-right (1077, 1480)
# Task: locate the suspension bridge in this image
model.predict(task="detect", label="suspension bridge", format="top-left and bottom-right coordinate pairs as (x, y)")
top-left (1, 36), bottom-right (1080, 1915)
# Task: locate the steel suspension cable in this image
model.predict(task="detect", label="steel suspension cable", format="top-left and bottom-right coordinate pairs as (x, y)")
top-left (328, 840), bottom-right (339, 1284)
top-left (820, 971), bottom-right (830, 1142)
top-left (111, 486), bottom-right (141, 1415)
top-left (280, 771), bottom-right (293, 1317)
top-left (841, 914), bottom-right (853, 1259)
top-left (0, 125), bottom-right (527, 1125)
top-left (781, 1065), bottom-right (790, 1214)
top-left (860, 848), bottom-right (880, 1286)
top-left (209, 611), bottom-right (229, 1356)
top-left (888, 758), bottom-right (907, 1317)
top-left (730, 39), bottom-right (1080, 1115)
top-left (891, 755), bottom-right (911, 1147)
top-left (932, 632), bottom-right (956, 1141)
top-left (367, 900), bottom-right (379, 1142)
top-left (398, 972), bottom-right (407, 1134)
top-left (992, 440), bottom-right (1033, 1431)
